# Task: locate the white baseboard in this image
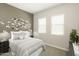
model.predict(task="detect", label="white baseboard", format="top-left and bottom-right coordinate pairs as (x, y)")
top-left (45, 43), bottom-right (69, 51)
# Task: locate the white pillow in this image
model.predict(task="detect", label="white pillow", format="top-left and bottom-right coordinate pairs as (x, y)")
top-left (10, 31), bottom-right (31, 40)
top-left (20, 31), bottom-right (31, 39)
top-left (11, 31), bottom-right (23, 40)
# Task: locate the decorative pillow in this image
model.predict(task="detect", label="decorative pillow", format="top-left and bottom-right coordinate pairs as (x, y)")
top-left (10, 31), bottom-right (31, 40)
top-left (11, 31), bottom-right (22, 40)
top-left (20, 31), bottom-right (31, 39)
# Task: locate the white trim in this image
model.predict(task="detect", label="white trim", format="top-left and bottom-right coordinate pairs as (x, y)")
top-left (45, 43), bottom-right (69, 51)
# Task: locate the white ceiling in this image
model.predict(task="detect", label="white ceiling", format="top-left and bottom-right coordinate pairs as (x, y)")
top-left (7, 3), bottom-right (61, 14)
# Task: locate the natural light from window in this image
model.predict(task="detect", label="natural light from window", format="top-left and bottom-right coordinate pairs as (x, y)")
top-left (51, 14), bottom-right (64, 35)
top-left (38, 17), bottom-right (46, 33)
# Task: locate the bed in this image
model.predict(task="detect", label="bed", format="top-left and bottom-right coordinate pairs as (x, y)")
top-left (9, 31), bottom-right (45, 56)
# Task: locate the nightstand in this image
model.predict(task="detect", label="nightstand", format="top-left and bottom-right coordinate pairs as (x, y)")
top-left (0, 40), bottom-right (9, 54)
top-left (30, 35), bottom-right (34, 38)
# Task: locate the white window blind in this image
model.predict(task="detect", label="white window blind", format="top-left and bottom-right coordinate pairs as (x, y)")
top-left (51, 15), bottom-right (64, 35)
top-left (38, 17), bottom-right (46, 33)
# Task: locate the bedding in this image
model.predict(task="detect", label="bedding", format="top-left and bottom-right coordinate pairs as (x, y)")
top-left (30, 47), bottom-right (42, 56)
top-left (10, 31), bottom-right (31, 40)
top-left (9, 37), bottom-right (45, 56)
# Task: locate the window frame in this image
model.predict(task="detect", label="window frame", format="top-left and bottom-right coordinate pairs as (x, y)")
top-left (38, 17), bottom-right (46, 33)
top-left (51, 15), bottom-right (64, 35)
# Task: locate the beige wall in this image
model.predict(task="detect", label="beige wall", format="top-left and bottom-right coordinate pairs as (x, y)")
top-left (0, 3), bottom-right (33, 32)
top-left (34, 4), bottom-right (79, 51)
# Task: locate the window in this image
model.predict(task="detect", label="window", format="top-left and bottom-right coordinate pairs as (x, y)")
top-left (38, 17), bottom-right (46, 33)
top-left (51, 15), bottom-right (64, 35)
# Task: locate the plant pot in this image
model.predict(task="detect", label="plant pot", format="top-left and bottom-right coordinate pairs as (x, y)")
top-left (72, 43), bottom-right (79, 56)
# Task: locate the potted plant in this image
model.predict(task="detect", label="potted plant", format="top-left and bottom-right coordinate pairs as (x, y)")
top-left (70, 29), bottom-right (79, 55)
top-left (70, 29), bottom-right (79, 44)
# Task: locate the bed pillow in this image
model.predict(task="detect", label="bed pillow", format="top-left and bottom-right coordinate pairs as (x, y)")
top-left (10, 31), bottom-right (31, 40)
top-left (20, 31), bottom-right (31, 39)
top-left (11, 31), bottom-right (23, 40)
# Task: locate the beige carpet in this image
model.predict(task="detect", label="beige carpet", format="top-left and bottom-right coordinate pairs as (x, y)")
top-left (40, 45), bottom-right (66, 56)
top-left (0, 45), bottom-right (66, 56)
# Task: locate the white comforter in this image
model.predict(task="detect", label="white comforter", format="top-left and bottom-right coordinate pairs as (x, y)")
top-left (9, 37), bottom-right (45, 56)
